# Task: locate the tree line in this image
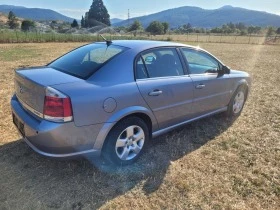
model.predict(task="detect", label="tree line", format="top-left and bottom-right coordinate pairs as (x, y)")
top-left (174, 22), bottom-right (280, 36)
top-left (5, 11), bottom-right (35, 31)
top-left (123, 20), bottom-right (170, 36)
top-left (114, 20), bottom-right (280, 36)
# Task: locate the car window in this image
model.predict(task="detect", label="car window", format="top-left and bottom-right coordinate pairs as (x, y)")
top-left (49, 43), bottom-right (127, 79)
top-left (136, 48), bottom-right (184, 79)
top-left (136, 57), bottom-right (149, 79)
top-left (181, 48), bottom-right (219, 74)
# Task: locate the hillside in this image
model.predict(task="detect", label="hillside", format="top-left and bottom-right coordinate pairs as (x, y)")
top-left (115, 5), bottom-right (280, 28)
top-left (110, 18), bottom-right (124, 24)
top-left (0, 12), bottom-right (23, 26)
top-left (0, 5), bottom-right (74, 22)
top-left (0, 12), bottom-right (8, 24)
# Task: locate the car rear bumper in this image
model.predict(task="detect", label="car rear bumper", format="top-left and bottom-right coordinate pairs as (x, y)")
top-left (11, 94), bottom-right (103, 158)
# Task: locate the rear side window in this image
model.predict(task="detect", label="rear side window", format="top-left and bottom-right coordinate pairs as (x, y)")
top-left (136, 48), bottom-right (184, 79)
top-left (49, 44), bottom-right (127, 79)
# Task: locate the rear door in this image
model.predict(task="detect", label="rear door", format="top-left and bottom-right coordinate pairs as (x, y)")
top-left (180, 48), bottom-right (231, 116)
top-left (135, 47), bottom-right (194, 129)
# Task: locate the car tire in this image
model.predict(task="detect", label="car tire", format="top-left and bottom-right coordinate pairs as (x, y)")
top-left (102, 116), bottom-right (149, 166)
top-left (226, 85), bottom-right (248, 117)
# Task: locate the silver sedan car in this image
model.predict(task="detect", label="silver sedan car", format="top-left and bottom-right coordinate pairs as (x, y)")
top-left (11, 40), bottom-right (251, 165)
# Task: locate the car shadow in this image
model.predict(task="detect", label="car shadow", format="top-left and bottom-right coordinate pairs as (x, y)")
top-left (0, 114), bottom-right (236, 209)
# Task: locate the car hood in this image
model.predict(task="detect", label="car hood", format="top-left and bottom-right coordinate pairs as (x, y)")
top-left (230, 69), bottom-right (249, 76)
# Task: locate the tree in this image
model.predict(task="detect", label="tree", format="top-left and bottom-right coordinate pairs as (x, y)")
top-left (247, 26), bottom-right (255, 34)
top-left (228, 22), bottom-right (235, 30)
top-left (210, 27), bottom-right (222, 33)
top-left (222, 24), bottom-right (232, 34)
top-left (248, 26), bottom-right (261, 34)
top-left (8, 11), bottom-right (15, 20)
top-left (71, 19), bottom-right (79, 28)
top-left (186, 23), bottom-right (192, 29)
top-left (146, 21), bottom-right (164, 35)
top-left (81, 16), bottom-right (85, 28)
top-left (8, 11), bottom-right (19, 29)
top-left (128, 20), bottom-right (143, 32)
top-left (277, 27), bottom-right (280, 34)
top-left (21, 20), bottom-right (35, 31)
top-left (235, 22), bottom-right (246, 30)
top-left (50, 20), bottom-right (57, 29)
top-left (87, 0), bottom-right (110, 27)
top-left (162, 22), bottom-right (169, 34)
top-left (266, 26), bottom-right (275, 36)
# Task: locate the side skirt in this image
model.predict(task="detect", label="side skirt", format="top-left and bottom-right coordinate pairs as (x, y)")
top-left (152, 107), bottom-right (228, 138)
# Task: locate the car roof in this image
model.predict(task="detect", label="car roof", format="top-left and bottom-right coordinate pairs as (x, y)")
top-left (92, 40), bottom-right (223, 64)
top-left (94, 40), bottom-right (195, 52)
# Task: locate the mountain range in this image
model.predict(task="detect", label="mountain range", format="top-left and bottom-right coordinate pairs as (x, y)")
top-left (110, 18), bottom-right (124, 25)
top-left (0, 5), bottom-right (74, 22)
top-left (115, 5), bottom-right (280, 28)
top-left (1, 4), bottom-right (280, 28)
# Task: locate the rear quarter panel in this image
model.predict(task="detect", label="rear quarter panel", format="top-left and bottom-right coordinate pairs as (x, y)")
top-left (51, 49), bottom-right (158, 130)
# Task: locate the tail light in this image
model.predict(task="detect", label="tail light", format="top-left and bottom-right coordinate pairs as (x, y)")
top-left (43, 87), bottom-right (73, 122)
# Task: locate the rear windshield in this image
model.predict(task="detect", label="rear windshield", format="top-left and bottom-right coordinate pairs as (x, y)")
top-left (48, 43), bottom-right (127, 79)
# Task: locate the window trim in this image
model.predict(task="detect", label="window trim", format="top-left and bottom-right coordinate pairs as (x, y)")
top-left (134, 47), bottom-right (187, 81)
top-left (178, 47), bottom-right (223, 76)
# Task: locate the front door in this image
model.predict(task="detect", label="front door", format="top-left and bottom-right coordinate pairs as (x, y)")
top-left (180, 48), bottom-right (231, 115)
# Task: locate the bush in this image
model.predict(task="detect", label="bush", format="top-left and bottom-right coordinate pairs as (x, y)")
top-left (21, 20), bottom-right (35, 31)
top-left (146, 21), bottom-right (164, 35)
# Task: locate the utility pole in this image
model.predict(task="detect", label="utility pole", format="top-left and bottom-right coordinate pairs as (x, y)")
top-left (128, 9), bottom-right (130, 27)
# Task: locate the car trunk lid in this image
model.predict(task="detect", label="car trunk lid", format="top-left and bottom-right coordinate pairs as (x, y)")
top-left (15, 67), bottom-right (82, 116)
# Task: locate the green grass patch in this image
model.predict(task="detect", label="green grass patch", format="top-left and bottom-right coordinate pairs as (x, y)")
top-left (0, 46), bottom-right (40, 61)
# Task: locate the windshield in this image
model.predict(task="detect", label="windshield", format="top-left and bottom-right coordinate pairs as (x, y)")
top-left (48, 43), bottom-right (127, 79)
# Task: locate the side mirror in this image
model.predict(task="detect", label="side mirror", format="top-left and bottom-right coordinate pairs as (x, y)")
top-left (222, 65), bottom-right (231, 74)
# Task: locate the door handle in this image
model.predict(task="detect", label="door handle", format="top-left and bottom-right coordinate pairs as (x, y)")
top-left (195, 84), bottom-right (205, 89)
top-left (149, 90), bottom-right (163, 96)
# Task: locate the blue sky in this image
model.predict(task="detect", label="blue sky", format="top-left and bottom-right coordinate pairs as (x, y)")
top-left (0, 0), bottom-right (279, 19)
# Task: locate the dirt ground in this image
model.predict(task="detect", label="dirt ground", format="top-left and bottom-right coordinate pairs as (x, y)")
top-left (0, 42), bottom-right (279, 210)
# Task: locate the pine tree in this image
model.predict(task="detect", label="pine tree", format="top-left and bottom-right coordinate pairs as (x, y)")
top-left (71, 19), bottom-right (79, 28)
top-left (81, 16), bottom-right (85, 28)
top-left (8, 11), bottom-right (19, 29)
top-left (8, 11), bottom-right (16, 20)
top-left (87, 0), bottom-right (110, 27)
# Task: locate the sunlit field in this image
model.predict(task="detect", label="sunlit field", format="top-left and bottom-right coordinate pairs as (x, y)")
top-left (0, 42), bottom-right (279, 209)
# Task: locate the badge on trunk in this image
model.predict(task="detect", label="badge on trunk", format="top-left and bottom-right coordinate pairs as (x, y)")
top-left (19, 86), bottom-right (24, 94)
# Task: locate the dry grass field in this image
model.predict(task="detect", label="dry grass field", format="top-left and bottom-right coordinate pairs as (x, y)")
top-left (0, 42), bottom-right (279, 210)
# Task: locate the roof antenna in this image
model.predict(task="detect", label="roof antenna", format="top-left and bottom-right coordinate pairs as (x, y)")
top-left (100, 34), bottom-right (112, 46)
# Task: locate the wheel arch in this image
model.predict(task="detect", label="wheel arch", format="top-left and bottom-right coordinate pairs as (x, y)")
top-left (93, 106), bottom-right (157, 151)
top-left (231, 79), bottom-right (250, 100)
